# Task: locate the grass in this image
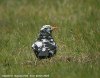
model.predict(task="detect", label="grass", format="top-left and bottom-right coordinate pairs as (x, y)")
top-left (0, 0), bottom-right (100, 78)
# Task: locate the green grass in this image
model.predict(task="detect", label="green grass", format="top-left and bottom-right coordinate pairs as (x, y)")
top-left (0, 0), bottom-right (100, 78)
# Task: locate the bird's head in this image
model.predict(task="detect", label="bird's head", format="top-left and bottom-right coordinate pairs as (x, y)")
top-left (40, 25), bottom-right (57, 34)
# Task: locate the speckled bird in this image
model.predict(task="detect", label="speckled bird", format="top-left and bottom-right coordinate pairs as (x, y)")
top-left (32, 25), bottom-right (57, 59)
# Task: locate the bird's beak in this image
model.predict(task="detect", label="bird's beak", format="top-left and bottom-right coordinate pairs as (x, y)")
top-left (51, 26), bottom-right (58, 30)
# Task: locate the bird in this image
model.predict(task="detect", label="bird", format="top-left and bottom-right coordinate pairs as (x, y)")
top-left (32, 25), bottom-right (57, 59)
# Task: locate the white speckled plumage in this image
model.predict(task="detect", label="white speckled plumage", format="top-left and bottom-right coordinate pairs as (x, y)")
top-left (32, 25), bottom-right (57, 59)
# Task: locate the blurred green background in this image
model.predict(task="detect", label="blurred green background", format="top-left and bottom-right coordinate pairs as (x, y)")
top-left (0, 0), bottom-right (100, 78)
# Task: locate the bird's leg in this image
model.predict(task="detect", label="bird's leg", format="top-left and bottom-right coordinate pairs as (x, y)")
top-left (34, 57), bottom-right (40, 66)
top-left (34, 58), bottom-right (37, 66)
top-left (34, 57), bottom-right (42, 66)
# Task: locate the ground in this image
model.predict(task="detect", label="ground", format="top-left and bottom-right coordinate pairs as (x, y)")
top-left (0, 0), bottom-right (100, 78)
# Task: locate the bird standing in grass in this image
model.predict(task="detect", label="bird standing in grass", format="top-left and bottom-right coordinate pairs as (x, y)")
top-left (32, 25), bottom-right (57, 59)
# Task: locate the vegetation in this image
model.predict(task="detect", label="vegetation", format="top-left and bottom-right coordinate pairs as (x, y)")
top-left (0, 0), bottom-right (100, 78)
